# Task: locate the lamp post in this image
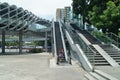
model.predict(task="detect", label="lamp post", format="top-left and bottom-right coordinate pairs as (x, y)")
top-left (78, 14), bottom-right (81, 28)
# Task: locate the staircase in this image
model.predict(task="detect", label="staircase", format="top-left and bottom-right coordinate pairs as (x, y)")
top-left (70, 23), bottom-right (101, 44)
top-left (70, 23), bottom-right (110, 66)
top-left (100, 45), bottom-right (120, 65)
top-left (80, 30), bottom-right (101, 44)
top-left (70, 23), bottom-right (81, 31)
top-left (84, 45), bottom-right (110, 66)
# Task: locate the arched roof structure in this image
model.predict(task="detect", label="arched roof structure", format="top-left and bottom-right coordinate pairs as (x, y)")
top-left (0, 2), bottom-right (51, 32)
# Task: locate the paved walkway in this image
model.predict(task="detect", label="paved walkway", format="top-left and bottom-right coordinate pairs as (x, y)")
top-left (96, 66), bottom-right (120, 79)
top-left (0, 53), bottom-right (86, 80)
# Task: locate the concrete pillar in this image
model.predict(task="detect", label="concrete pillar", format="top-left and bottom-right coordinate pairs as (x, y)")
top-left (19, 31), bottom-right (23, 54)
top-left (2, 30), bottom-right (5, 53)
top-left (51, 28), bottom-right (54, 56)
top-left (45, 32), bottom-right (48, 52)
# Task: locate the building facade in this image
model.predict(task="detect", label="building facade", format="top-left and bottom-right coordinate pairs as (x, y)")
top-left (56, 8), bottom-right (61, 21)
top-left (56, 6), bottom-right (71, 22)
top-left (64, 6), bottom-right (71, 22)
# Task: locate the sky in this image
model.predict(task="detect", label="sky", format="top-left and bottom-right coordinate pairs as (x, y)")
top-left (0, 0), bottom-right (72, 20)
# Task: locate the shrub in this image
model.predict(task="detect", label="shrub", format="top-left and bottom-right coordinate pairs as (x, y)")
top-left (29, 48), bottom-right (43, 53)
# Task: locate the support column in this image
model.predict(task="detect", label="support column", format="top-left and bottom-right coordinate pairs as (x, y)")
top-left (2, 30), bottom-right (5, 54)
top-left (45, 31), bottom-right (48, 52)
top-left (51, 28), bottom-right (54, 56)
top-left (19, 31), bottom-right (23, 54)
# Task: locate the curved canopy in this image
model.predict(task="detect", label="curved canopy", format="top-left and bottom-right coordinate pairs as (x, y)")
top-left (0, 2), bottom-right (52, 32)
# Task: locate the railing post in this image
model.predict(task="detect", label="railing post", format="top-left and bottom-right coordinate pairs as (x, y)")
top-left (19, 30), bottom-right (23, 54)
top-left (117, 37), bottom-right (119, 47)
top-left (45, 31), bottom-right (48, 52)
top-left (2, 30), bottom-right (5, 54)
top-left (92, 51), bottom-right (95, 72)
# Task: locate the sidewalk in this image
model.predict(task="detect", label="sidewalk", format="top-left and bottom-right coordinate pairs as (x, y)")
top-left (96, 66), bottom-right (120, 79)
top-left (0, 53), bottom-right (87, 80)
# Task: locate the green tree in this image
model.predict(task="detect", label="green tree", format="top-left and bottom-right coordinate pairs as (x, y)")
top-left (88, 0), bottom-right (108, 27)
top-left (72, 0), bottom-right (90, 28)
top-left (72, 0), bottom-right (81, 16)
top-left (89, 1), bottom-right (120, 34)
top-left (72, 0), bottom-right (120, 34)
top-left (102, 1), bottom-right (120, 34)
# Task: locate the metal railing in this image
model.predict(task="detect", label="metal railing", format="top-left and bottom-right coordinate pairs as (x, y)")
top-left (89, 30), bottom-right (113, 44)
top-left (106, 32), bottom-right (120, 47)
top-left (63, 23), bottom-right (96, 70)
top-left (59, 21), bottom-right (68, 62)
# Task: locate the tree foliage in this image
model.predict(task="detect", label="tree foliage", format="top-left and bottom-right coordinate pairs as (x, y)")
top-left (89, 1), bottom-right (120, 34)
top-left (72, 0), bottom-right (80, 16)
top-left (72, 0), bottom-right (120, 35)
top-left (72, 0), bottom-right (90, 28)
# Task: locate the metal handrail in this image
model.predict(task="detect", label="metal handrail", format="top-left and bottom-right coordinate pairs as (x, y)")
top-left (86, 45), bottom-right (96, 71)
top-left (63, 22), bottom-right (96, 71)
top-left (59, 21), bottom-right (68, 62)
top-left (106, 32), bottom-right (120, 47)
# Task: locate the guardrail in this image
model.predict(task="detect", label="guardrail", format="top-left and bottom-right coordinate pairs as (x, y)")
top-left (59, 21), bottom-right (68, 62)
top-left (106, 32), bottom-right (120, 47)
top-left (62, 22), bottom-right (97, 71)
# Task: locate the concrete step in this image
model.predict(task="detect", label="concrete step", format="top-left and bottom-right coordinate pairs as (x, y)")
top-left (116, 62), bottom-right (120, 64)
top-left (111, 56), bottom-right (120, 58)
top-left (84, 73), bottom-right (97, 80)
top-left (118, 63), bottom-right (120, 65)
top-left (87, 55), bottom-right (102, 57)
top-left (95, 70), bottom-right (119, 80)
top-left (112, 57), bottom-right (120, 59)
top-left (102, 46), bottom-right (116, 49)
top-left (84, 51), bottom-right (93, 53)
top-left (106, 51), bottom-right (120, 54)
top-left (99, 45), bottom-right (112, 47)
top-left (88, 57), bottom-right (105, 60)
top-left (85, 53), bottom-right (101, 55)
top-left (108, 53), bottom-right (120, 55)
top-left (89, 72), bottom-right (107, 80)
top-left (104, 49), bottom-right (119, 51)
top-left (91, 62), bottom-right (110, 66)
top-left (115, 60), bottom-right (120, 62)
top-left (89, 59), bottom-right (107, 62)
top-left (110, 55), bottom-right (120, 57)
